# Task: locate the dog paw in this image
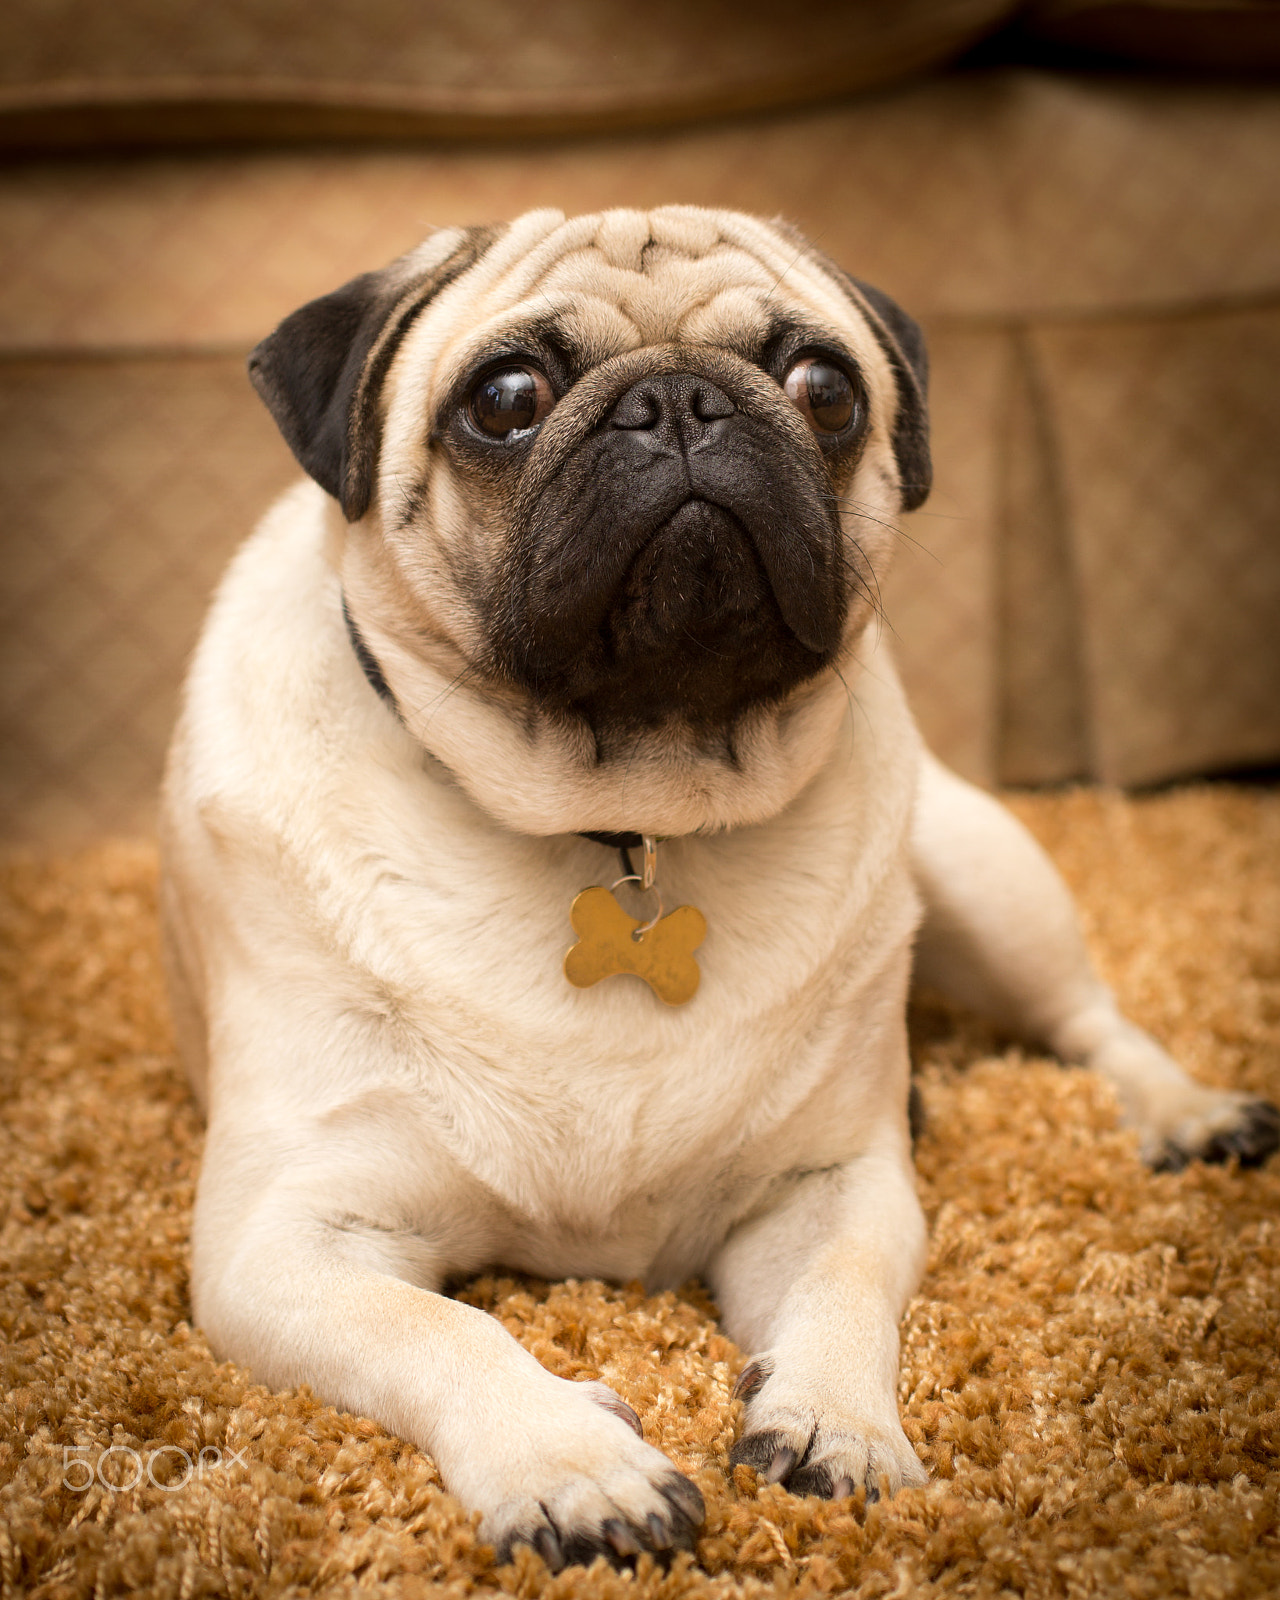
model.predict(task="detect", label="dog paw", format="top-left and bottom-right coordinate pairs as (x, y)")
top-left (729, 1357), bottom-right (926, 1502)
top-left (495, 1465), bottom-right (703, 1572)
top-left (464, 1377), bottom-right (703, 1572)
top-left (1084, 1023), bottom-right (1279, 1172)
top-left (1150, 1094), bottom-right (1280, 1172)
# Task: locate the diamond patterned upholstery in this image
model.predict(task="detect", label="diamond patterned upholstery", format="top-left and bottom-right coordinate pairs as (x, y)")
top-left (1034, 311), bottom-right (1280, 784)
top-left (2, 71), bottom-right (1278, 841)
top-left (0, 360), bottom-right (297, 839)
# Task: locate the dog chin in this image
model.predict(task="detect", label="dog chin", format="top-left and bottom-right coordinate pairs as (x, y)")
top-left (501, 540), bottom-right (839, 739)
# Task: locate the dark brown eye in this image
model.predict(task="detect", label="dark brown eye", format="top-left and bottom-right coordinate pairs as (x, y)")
top-left (470, 366), bottom-right (554, 437)
top-left (783, 358), bottom-right (857, 434)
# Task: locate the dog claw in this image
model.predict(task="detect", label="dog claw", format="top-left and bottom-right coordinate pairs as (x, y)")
top-left (602, 1517), bottom-right (642, 1557)
top-left (661, 1471), bottom-right (705, 1529)
top-left (831, 1475), bottom-right (855, 1500)
top-left (596, 1393), bottom-right (645, 1437)
top-left (732, 1357), bottom-right (773, 1402)
top-left (532, 1526), bottom-right (564, 1573)
top-left (646, 1512), bottom-right (673, 1550)
top-left (765, 1445), bottom-right (798, 1483)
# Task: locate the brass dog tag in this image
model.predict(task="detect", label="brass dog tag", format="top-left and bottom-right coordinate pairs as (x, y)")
top-left (564, 886), bottom-right (707, 1005)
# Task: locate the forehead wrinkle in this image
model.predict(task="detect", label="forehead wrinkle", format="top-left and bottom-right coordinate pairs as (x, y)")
top-left (529, 243), bottom-right (783, 347)
top-left (677, 286), bottom-right (774, 349)
top-left (709, 211), bottom-right (866, 327)
top-left (467, 212), bottom-right (601, 318)
top-left (449, 283), bottom-right (646, 370)
top-left (551, 296), bottom-right (643, 363)
top-left (628, 248), bottom-right (780, 343)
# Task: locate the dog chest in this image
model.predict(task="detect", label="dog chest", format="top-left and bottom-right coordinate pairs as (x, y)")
top-left (311, 815), bottom-right (920, 1264)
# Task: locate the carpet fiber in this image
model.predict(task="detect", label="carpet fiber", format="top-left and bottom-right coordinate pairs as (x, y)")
top-left (2, 786), bottom-right (1278, 1598)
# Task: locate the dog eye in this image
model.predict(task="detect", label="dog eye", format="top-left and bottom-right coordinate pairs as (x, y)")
top-left (470, 367), bottom-right (555, 437)
top-left (783, 358), bottom-right (857, 434)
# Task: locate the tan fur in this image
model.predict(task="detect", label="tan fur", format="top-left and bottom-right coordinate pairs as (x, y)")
top-left (161, 208), bottom-right (1269, 1568)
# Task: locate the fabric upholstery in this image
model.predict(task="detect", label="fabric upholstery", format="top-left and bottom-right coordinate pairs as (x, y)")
top-left (1019, 0), bottom-right (1280, 71)
top-left (2, 72), bottom-right (1278, 840)
top-left (0, 0), bottom-right (1016, 147)
top-left (1031, 311), bottom-right (1280, 785)
top-left (5, 75), bottom-right (1279, 342)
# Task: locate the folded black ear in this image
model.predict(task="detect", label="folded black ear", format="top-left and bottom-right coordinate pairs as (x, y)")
top-left (767, 218), bottom-right (931, 512)
top-left (248, 225), bottom-right (499, 521)
top-left (844, 274), bottom-right (931, 512)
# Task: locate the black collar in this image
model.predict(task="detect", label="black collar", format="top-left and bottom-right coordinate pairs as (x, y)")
top-left (342, 596), bottom-right (396, 711)
top-left (341, 596), bottom-right (644, 859)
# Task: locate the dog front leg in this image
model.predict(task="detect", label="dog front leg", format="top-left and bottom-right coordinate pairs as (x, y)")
top-left (708, 1138), bottom-right (928, 1500)
top-left (191, 1141), bottom-right (703, 1570)
top-left (911, 751), bottom-right (1279, 1169)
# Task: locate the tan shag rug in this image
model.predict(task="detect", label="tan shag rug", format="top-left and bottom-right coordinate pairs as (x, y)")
top-left (2, 786), bottom-right (1279, 1599)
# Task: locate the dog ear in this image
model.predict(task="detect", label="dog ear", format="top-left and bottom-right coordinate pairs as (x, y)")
top-left (248, 225), bottom-right (499, 521)
top-left (842, 274), bottom-right (931, 512)
top-left (767, 219), bottom-right (931, 512)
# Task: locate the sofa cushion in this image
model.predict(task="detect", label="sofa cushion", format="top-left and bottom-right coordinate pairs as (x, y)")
top-left (2, 71), bottom-right (1278, 839)
top-left (3, 74), bottom-right (1277, 346)
top-left (1020, 0), bottom-right (1280, 71)
top-left (0, 0), bottom-right (1017, 149)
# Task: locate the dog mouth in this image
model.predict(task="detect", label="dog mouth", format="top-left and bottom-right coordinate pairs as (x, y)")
top-left (490, 370), bottom-right (850, 732)
top-left (608, 497), bottom-right (770, 654)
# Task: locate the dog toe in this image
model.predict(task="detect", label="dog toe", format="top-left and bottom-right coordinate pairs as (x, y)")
top-left (1211, 1098), bottom-right (1280, 1166)
top-left (732, 1418), bottom-right (923, 1501)
top-left (732, 1362), bottom-right (926, 1502)
top-left (557, 1521), bottom-right (625, 1571)
top-left (729, 1428), bottom-right (794, 1479)
top-left (505, 1475), bottom-right (701, 1574)
top-left (1153, 1095), bottom-right (1280, 1171)
top-left (784, 1459), bottom-right (835, 1498)
top-left (477, 1376), bottom-right (704, 1572)
top-left (548, 1471), bottom-right (702, 1570)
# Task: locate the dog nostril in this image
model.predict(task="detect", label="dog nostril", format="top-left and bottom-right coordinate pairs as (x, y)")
top-left (611, 376), bottom-right (737, 433)
top-left (691, 384), bottom-right (735, 423)
top-left (611, 387), bottom-right (662, 430)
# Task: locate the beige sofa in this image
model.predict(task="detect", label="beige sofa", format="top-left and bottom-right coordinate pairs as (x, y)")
top-left (2, 2), bottom-right (1278, 842)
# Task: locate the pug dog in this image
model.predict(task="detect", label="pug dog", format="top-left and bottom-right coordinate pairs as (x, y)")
top-left (161, 207), bottom-right (1279, 1571)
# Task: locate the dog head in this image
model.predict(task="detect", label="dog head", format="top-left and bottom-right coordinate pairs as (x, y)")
top-left (249, 207), bottom-right (929, 837)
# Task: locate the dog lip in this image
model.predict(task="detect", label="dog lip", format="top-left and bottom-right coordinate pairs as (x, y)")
top-left (514, 478), bottom-right (840, 678)
top-left (676, 437), bottom-right (843, 657)
top-left (678, 489), bottom-right (840, 658)
top-left (610, 492), bottom-right (838, 675)
top-left (607, 489), bottom-right (836, 664)
top-left (503, 401), bottom-right (848, 698)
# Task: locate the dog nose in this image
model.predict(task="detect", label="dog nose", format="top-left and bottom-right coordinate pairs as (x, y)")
top-left (609, 374), bottom-right (735, 449)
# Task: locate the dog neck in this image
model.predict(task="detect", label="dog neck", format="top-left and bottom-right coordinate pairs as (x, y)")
top-left (338, 548), bottom-right (857, 840)
top-left (343, 595), bottom-right (646, 856)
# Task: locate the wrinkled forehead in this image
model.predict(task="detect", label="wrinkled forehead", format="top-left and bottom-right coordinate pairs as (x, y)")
top-left (436, 207), bottom-right (872, 367)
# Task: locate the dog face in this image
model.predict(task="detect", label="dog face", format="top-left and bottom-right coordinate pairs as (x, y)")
top-left (249, 207), bottom-right (929, 834)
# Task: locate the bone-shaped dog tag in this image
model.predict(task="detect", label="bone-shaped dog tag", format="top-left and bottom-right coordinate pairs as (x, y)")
top-left (564, 886), bottom-right (707, 1005)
